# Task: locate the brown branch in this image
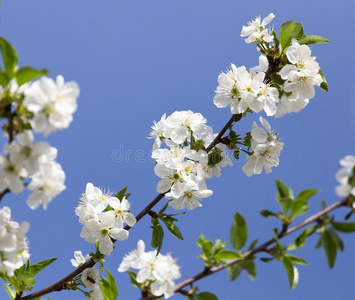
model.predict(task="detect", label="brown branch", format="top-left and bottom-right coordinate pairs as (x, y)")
top-left (19, 113), bottom-right (238, 299)
top-left (141, 196), bottom-right (350, 300)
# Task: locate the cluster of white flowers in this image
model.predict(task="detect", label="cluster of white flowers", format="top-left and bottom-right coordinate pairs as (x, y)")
top-left (118, 240), bottom-right (181, 299)
top-left (215, 14), bottom-right (323, 119)
top-left (213, 64), bottom-right (279, 116)
top-left (277, 39), bottom-right (323, 117)
top-left (23, 75), bottom-right (80, 136)
top-left (0, 130), bottom-right (66, 209)
top-left (242, 116), bottom-right (284, 176)
top-left (241, 13), bottom-right (275, 44)
top-left (75, 183), bottom-right (136, 255)
top-left (149, 110), bottom-right (232, 210)
top-left (335, 155), bottom-right (355, 199)
top-left (0, 207), bottom-right (30, 277)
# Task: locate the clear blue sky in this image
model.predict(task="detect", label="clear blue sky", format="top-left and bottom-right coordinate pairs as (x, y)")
top-left (1, 0), bottom-right (355, 299)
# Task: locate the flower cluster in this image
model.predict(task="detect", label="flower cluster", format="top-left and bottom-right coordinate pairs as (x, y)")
top-left (0, 130), bottom-right (66, 209)
top-left (75, 183), bottom-right (136, 255)
top-left (215, 14), bottom-right (324, 118)
top-left (23, 75), bottom-right (80, 136)
top-left (0, 207), bottom-right (30, 277)
top-left (150, 110), bottom-right (232, 210)
top-left (118, 240), bottom-right (181, 299)
top-left (277, 39), bottom-right (323, 117)
top-left (335, 155), bottom-right (355, 199)
top-left (240, 13), bottom-right (275, 44)
top-left (242, 116), bottom-right (283, 176)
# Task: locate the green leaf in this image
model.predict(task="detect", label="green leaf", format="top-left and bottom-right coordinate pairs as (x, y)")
top-left (247, 239), bottom-right (259, 251)
top-left (319, 69), bottom-right (328, 92)
top-left (298, 35), bottom-right (329, 45)
top-left (197, 235), bottom-right (213, 256)
top-left (285, 254), bottom-right (308, 265)
top-left (287, 225), bottom-right (316, 250)
top-left (197, 292), bottom-right (219, 300)
top-left (279, 21), bottom-right (305, 50)
top-left (115, 186), bottom-right (128, 200)
top-left (240, 260), bottom-right (256, 280)
top-left (275, 180), bottom-right (293, 213)
top-left (99, 269), bottom-right (118, 300)
top-left (214, 250), bottom-right (243, 261)
top-left (151, 223), bottom-right (164, 255)
top-left (260, 210), bottom-right (279, 218)
top-left (127, 271), bottom-right (140, 289)
top-left (332, 221), bottom-right (355, 233)
top-left (227, 264), bottom-right (242, 281)
top-left (158, 201), bottom-right (170, 214)
top-left (3, 284), bottom-right (16, 299)
top-left (233, 114), bottom-right (243, 122)
top-left (160, 217), bottom-right (183, 240)
top-left (28, 258), bottom-right (57, 277)
top-left (321, 230), bottom-right (337, 268)
top-left (290, 200), bottom-right (308, 216)
top-left (16, 66), bottom-right (48, 86)
top-left (22, 272), bottom-right (36, 287)
top-left (329, 229), bottom-right (344, 252)
top-left (0, 37), bottom-right (18, 77)
top-left (282, 256), bottom-right (299, 290)
top-left (272, 228), bottom-right (284, 250)
top-left (260, 257), bottom-right (274, 263)
top-left (230, 212), bottom-right (248, 250)
top-left (295, 189), bottom-right (320, 202)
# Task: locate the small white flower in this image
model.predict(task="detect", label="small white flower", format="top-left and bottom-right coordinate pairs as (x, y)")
top-left (241, 13), bottom-right (275, 44)
top-left (335, 155), bottom-right (355, 198)
top-left (81, 267), bottom-right (100, 290)
top-left (71, 251), bottom-right (90, 267)
top-left (108, 197), bottom-right (136, 228)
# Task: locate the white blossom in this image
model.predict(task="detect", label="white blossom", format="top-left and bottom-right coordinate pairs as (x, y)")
top-left (71, 251), bottom-right (90, 267)
top-left (335, 155), bottom-right (355, 198)
top-left (23, 75), bottom-right (80, 136)
top-left (81, 267), bottom-right (100, 290)
top-left (241, 13), bottom-right (275, 44)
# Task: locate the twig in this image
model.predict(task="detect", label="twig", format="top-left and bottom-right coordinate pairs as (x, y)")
top-left (141, 196), bottom-right (350, 300)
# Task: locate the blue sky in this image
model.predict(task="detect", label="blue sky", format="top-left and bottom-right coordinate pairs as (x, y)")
top-left (1, 0), bottom-right (355, 299)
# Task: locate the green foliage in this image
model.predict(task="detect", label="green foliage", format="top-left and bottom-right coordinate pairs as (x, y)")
top-left (317, 229), bottom-right (342, 268)
top-left (227, 259), bottom-right (256, 281)
top-left (282, 256), bottom-right (299, 290)
top-left (332, 221), bottom-right (355, 233)
top-left (159, 215), bottom-right (183, 240)
top-left (230, 212), bottom-right (248, 250)
top-left (115, 186), bottom-right (129, 201)
top-left (287, 225), bottom-right (316, 250)
top-left (196, 291), bottom-right (219, 300)
top-left (279, 21), bottom-right (305, 50)
top-left (3, 284), bottom-right (16, 299)
top-left (99, 269), bottom-right (118, 300)
top-left (275, 180), bottom-right (293, 214)
top-left (298, 35), bottom-right (329, 45)
top-left (127, 271), bottom-right (141, 289)
top-left (0, 37), bottom-right (18, 79)
top-left (28, 258), bottom-right (57, 277)
top-left (16, 67), bottom-right (48, 86)
top-left (151, 218), bottom-right (164, 255)
top-left (319, 69), bottom-right (328, 92)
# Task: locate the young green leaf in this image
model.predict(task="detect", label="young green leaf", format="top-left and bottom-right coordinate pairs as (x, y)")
top-left (197, 292), bottom-right (219, 300)
top-left (127, 271), bottom-right (140, 289)
top-left (28, 258), bottom-right (57, 277)
top-left (230, 212), bottom-right (248, 250)
top-left (99, 269), bottom-right (118, 300)
top-left (240, 260), bottom-right (256, 280)
top-left (332, 221), bottom-right (355, 233)
top-left (329, 229), bottom-right (344, 252)
top-left (16, 66), bottom-right (48, 86)
top-left (0, 37), bottom-right (18, 77)
top-left (247, 239), bottom-right (259, 251)
top-left (279, 21), bottom-right (305, 50)
top-left (233, 114), bottom-right (243, 122)
top-left (22, 272), bottom-right (36, 287)
top-left (151, 223), bottom-right (164, 255)
top-left (321, 230), bottom-right (337, 268)
top-left (228, 264), bottom-right (242, 281)
top-left (319, 69), bottom-right (328, 92)
top-left (298, 35), bottom-right (329, 45)
top-left (287, 225), bottom-right (316, 250)
top-left (160, 217), bottom-right (183, 240)
top-left (285, 254), bottom-right (308, 265)
top-left (260, 210), bottom-right (279, 218)
top-left (115, 186), bottom-right (128, 200)
top-left (275, 180), bottom-right (293, 213)
top-left (295, 189), bottom-right (320, 202)
top-left (282, 256), bottom-right (299, 290)
top-left (3, 284), bottom-right (16, 299)
top-left (290, 200), bottom-right (309, 216)
top-left (214, 250), bottom-right (242, 261)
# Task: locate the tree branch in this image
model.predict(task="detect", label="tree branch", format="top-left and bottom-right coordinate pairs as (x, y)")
top-left (19, 114), bottom-right (238, 299)
top-left (141, 196), bottom-right (350, 300)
